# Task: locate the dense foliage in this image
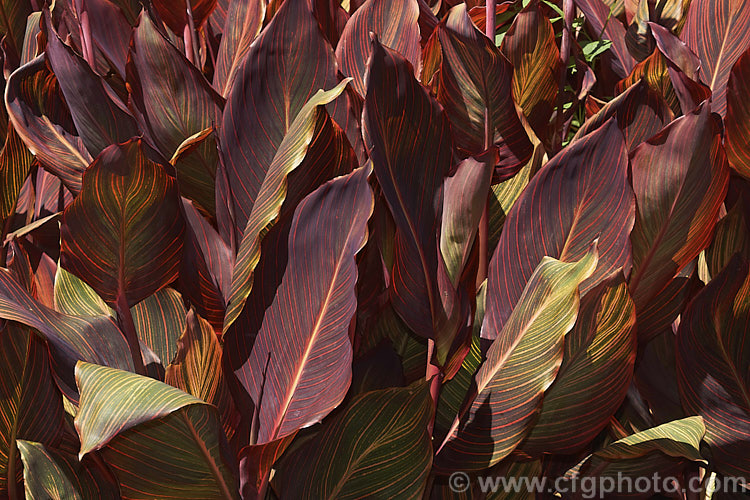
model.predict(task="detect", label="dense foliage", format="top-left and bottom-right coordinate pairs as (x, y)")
top-left (0, 0), bottom-right (748, 498)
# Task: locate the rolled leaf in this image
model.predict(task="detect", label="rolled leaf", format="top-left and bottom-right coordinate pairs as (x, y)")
top-left (5, 55), bottom-right (92, 194)
top-left (486, 119), bottom-right (632, 337)
top-left (437, 246), bottom-right (598, 471)
top-left (152, 0), bottom-right (218, 33)
top-left (500, 2), bottom-right (560, 142)
top-left (236, 165), bottom-right (373, 443)
top-left (166, 309), bottom-right (238, 438)
top-left (60, 138), bottom-right (185, 308)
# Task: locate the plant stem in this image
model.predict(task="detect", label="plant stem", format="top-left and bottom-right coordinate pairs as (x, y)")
top-left (552, 0), bottom-right (574, 153)
top-left (115, 291), bottom-right (146, 375)
top-left (477, 0), bottom-right (496, 289)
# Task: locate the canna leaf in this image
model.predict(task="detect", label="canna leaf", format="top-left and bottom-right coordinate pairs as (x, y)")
top-left (152, 0), bottom-right (218, 33)
top-left (363, 37), bottom-right (453, 339)
top-left (166, 309), bottom-right (238, 438)
top-left (436, 246), bottom-right (598, 471)
top-left (500, 2), bottom-right (560, 144)
top-left (213, 0), bottom-right (265, 96)
top-left (335, 0), bottom-right (421, 97)
top-left (676, 255), bottom-right (750, 477)
top-left (628, 103), bottom-right (729, 341)
top-left (278, 381), bottom-right (434, 499)
top-left (219, 0), bottom-right (345, 240)
top-left (43, 10), bottom-right (138, 158)
top-left (60, 138), bottom-right (185, 309)
top-left (565, 417), bottom-right (706, 492)
top-left (0, 324), bottom-right (65, 496)
top-left (681, 0), bottom-right (750, 116)
top-left (486, 119), bottom-right (632, 337)
top-left (573, 0), bottom-right (636, 78)
top-left (0, 123), bottom-right (35, 220)
top-left (5, 55), bottom-right (92, 194)
top-left (436, 5), bottom-right (533, 174)
top-left (520, 272), bottom-right (636, 455)
top-left (128, 12), bottom-right (224, 218)
top-left (235, 165), bottom-right (373, 443)
top-left (75, 362), bottom-right (238, 499)
top-left (222, 80), bottom-right (350, 332)
top-left (725, 46), bottom-right (750, 179)
top-left (18, 440), bottom-right (119, 500)
top-left (0, 267), bottom-right (134, 396)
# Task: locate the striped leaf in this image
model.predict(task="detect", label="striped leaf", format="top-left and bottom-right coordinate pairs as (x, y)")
top-left (500, 2), bottom-right (560, 143)
top-left (0, 324), bottom-right (65, 497)
top-left (681, 0), bottom-right (750, 116)
top-left (180, 198), bottom-right (232, 332)
top-left (5, 55), bottom-right (92, 194)
top-left (131, 288), bottom-right (187, 367)
top-left (277, 381), bottom-right (434, 499)
top-left (0, 123), bottom-right (34, 220)
top-left (152, 0), bottom-right (218, 33)
top-left (60, 138), bottom-right (185, 309)
top-left (565, 417), bottom-right (706, 491)
top-left (485, 119), bottom-right (632, 338)
top-left (363, 37), bottom-right (453, 340)
top-left (725, 46), bottom-right (750, 179)
top-left (705, 199), bottom-right (750, 277)
top-left (213, 0), bottom-right (265, 96)
top-left (219, 0), bottom-right (344, 239)
top-left (79, 0), bottom-right (132, 77)
top-left (572, 80), bottom-right (672, 152)
top-left (43, 11), bottom-right (138, 158)
top-left (573, 0), bottom-right (635, 78)
top-left (18, 440), bottom-right (119, 500)
top-left (434, 281), bottom-right (485, 438)
top-left (238, 435), bottom-right (295, 498)
top-left (676, 255), bottom-right (750, 477)
top-left (335, 0), bottom-right (421, 97)
top-left (436, 246), bottom-right (598, 471)
top-left (520, 272), bottom-right (636, 455)
top-left (235, 166), bottom-right (373, 443)
top-left (75, 362), bottom-right (238, 499)
top-left (436, 5), bottom-right (532, 173)
top-left (222, 80), bottom-right (350, 332)
top-left (0, 0), bottom-right (31, 61)
top-left (628, 104), bottom-right (729, 340)
top-left (53, 266), bottom-right (112, 317)
top-left (0, 267), bottom-right (134, 396)
top-left (128, 12), bottom-right (224, 219)
top-left (166, 309), bottom-right (238, 439)
top-left (487, 158), bottom-right (535, 254)
top-left (222, 103), bottom-right (356, 369)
